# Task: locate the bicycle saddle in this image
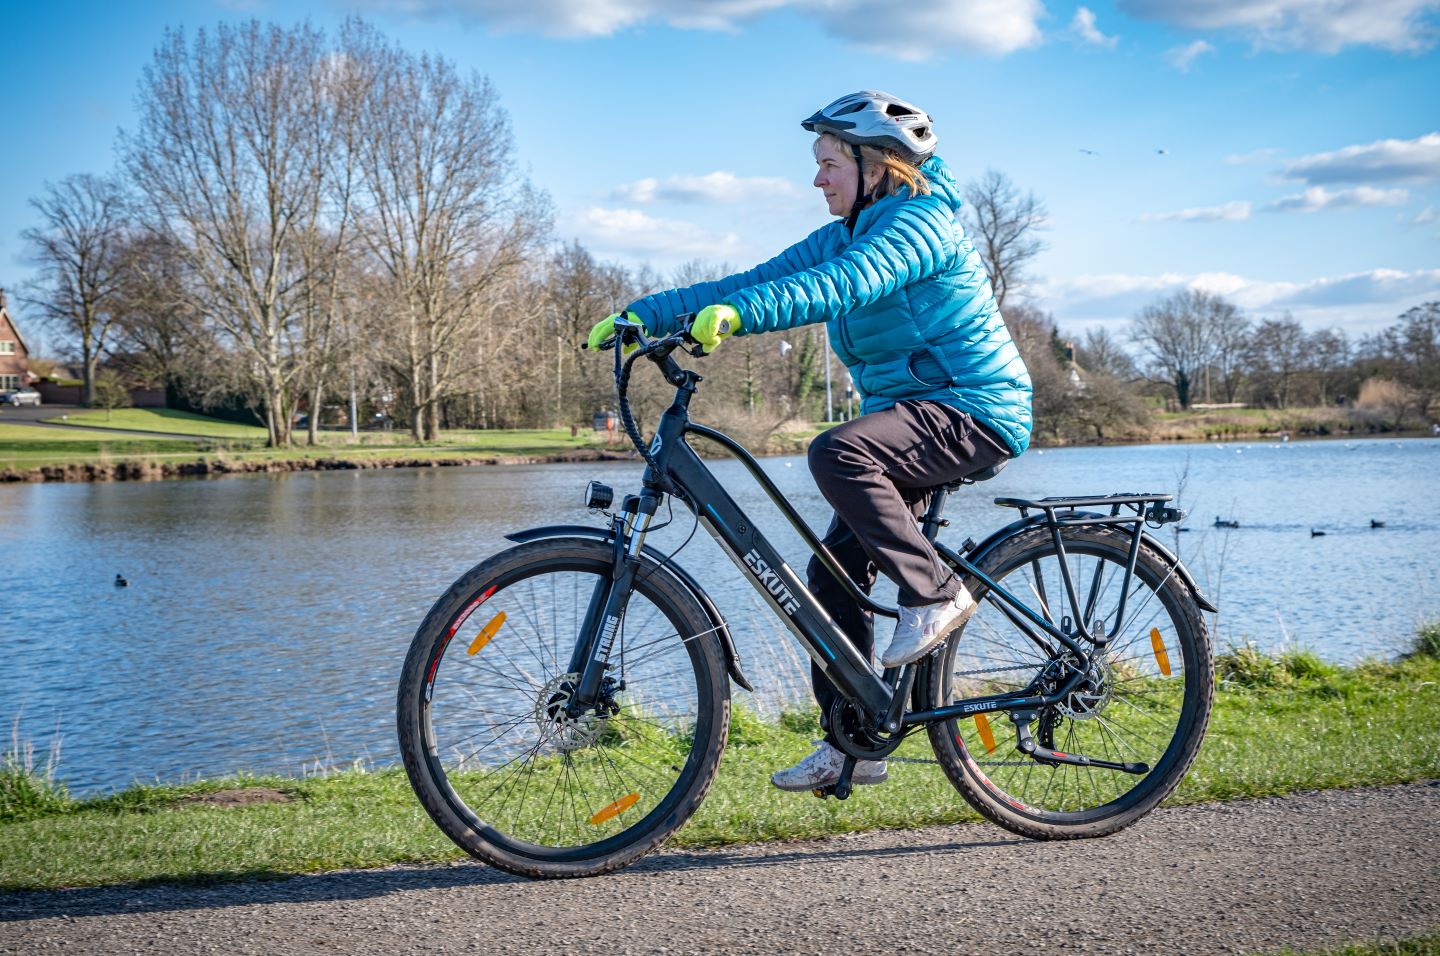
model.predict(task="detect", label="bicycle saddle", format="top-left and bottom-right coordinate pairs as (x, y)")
top-left (942, 458), bottom-right (1007, 492)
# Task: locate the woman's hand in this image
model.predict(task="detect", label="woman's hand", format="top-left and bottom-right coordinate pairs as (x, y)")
top-left (584, 312), bottom-right (645, 353)
top-left (690, 304), bottom-right (742, 354)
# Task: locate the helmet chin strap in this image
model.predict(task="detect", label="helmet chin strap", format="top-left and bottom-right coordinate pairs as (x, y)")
top-left (844, 143), bottom-right (873, 232)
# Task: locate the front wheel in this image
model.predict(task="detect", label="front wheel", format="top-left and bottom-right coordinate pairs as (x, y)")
top-left (926, 524), bottom-right (1213, 840)
top-left (397, 537), bottom-right (730, 878)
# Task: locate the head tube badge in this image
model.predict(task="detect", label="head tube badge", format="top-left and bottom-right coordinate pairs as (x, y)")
top-left (648, 434), bottom-right (663, 456)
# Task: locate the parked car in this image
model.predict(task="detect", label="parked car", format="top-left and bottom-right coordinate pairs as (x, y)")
top-left (0, 387), bottom-right (42, 406)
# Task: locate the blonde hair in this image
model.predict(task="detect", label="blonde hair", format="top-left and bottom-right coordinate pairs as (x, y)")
top-left (814, 132), bottom-right (931, 200)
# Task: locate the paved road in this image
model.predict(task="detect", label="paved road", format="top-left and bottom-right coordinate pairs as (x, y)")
top-left (0, 405), bottom-right (205, 441)
top-left (2, 783), bottom-right (1436, 956)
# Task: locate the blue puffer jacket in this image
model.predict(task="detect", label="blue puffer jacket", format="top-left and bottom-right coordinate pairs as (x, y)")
top-left (624, 156), bottom-right (1032, 456)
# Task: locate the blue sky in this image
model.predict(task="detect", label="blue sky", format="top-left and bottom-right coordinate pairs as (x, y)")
top-left (1, 0), bottom-right (1437, 342)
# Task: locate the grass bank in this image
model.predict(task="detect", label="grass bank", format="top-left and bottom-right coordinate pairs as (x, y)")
top-left (1, 404), bottom-right (1426, 482)
top-left (3, 626), bottom-right (1438, 892)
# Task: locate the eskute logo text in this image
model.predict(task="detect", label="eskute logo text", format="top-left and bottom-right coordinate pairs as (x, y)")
top-left (742, 549), bottom-right (801, 616)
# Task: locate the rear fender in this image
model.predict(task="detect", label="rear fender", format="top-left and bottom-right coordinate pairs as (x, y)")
top-left (504, 524), bottom-right (754, 692)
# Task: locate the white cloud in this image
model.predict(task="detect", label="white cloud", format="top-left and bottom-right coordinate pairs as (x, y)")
top-left (1283, 133), bottom-right (1440, 185)
top-left (1142, 200), bottom-right (1252, 222)
top-left (1166, 39), bottom-right (1215, 71)
top-left (1118, 0), bottom-right (1440, 53)
top-left (362, 0), bottom-right (1045, 56)
top-left (1070, 6), bottom-right (1120, 47)
top-left (1412, 206), bottom-right (1439, 225)
top-left (1037, 267), bottom-right (1440, 332)
top-left (817, 0), bottom-right (1045, 59)
top-left (571, 207), bottom-right (748, 261)
top-left (612, 172), bottom-right (803, 204)
top-left (1266, 185), bottom-right (1411, 212)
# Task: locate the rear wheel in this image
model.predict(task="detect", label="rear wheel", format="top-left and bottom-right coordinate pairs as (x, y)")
top-left (398, 538), bottom-right (729, 878)
top-left (926, 525), bottom-right (1212, 839)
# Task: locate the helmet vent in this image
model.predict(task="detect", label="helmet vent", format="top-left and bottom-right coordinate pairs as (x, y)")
top-left (885, 104), bottom-right (917, 117)
top-left (836, 102), bottom-right (866, 115)
top-left (915, 126), bottom-right (930, 139)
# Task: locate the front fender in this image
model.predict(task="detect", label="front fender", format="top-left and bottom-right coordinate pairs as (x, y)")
top-left (952, 513), bottom-right (1218, 614)
top-left (504, 524), bottom-right (754, 692)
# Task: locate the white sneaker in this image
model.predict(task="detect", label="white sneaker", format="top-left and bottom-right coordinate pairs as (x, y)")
top-left (770, 740), bottom-right (888, 792)
top-left (880, 587), bottom-right (977, 668)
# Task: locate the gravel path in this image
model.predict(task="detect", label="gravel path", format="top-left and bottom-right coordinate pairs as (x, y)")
top-left (2, 782), bottom-right (1436, 955)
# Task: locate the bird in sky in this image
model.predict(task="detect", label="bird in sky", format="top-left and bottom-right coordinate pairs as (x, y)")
top-left (1156, 148), bottom-right (1169, 155)
top-left (1079, 148), bottom-right (1099, 155)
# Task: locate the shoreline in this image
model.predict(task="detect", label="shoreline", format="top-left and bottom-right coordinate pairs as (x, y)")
top-left (2, 424), bottom-right (1432, 485)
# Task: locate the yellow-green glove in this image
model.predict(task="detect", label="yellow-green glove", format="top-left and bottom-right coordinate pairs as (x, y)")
top-left (584, 312), bottom-right (646, 354)
top-left (690, 304), bottom-right (742, 354)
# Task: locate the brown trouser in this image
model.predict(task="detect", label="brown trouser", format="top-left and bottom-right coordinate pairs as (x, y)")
top-left (804, 400), bottom-right (1010, 734)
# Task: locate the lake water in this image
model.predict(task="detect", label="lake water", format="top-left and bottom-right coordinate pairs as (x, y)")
top-left (2, 436), bottom-right (1437, 794)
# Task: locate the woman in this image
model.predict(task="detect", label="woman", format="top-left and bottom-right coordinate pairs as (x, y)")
top-left (587, 90), bottom-right (1032, 791)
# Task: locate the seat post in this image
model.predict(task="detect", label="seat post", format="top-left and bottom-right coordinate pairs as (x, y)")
top-left (920, 484), bottom-right (956, 542)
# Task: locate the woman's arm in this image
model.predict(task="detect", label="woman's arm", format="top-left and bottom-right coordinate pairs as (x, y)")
top-left (727, 196), bottom-right (959, 335)
top-left (624, 225), bottom-right (838, 335)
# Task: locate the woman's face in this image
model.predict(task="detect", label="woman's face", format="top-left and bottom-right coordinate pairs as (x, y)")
top-left (813, 137), bottom-right (860, 218)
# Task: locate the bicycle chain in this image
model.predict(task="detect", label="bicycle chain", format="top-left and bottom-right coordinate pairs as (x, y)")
top-left (951, 663), bottom-right (1036, 678)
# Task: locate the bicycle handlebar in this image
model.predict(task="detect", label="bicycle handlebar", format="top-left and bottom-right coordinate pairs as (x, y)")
top-left (605, 315), bottom-right (704, 477)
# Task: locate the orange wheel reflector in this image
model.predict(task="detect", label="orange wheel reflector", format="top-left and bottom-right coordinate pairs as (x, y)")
top-left (974, 713), bottom-right (997, 753)
top-left (1150, 627), bottom-right (1173, 676)
top-left (589, 792), bottom-right (640, 825)
top-left (467, 612), bottom-right (506, 655)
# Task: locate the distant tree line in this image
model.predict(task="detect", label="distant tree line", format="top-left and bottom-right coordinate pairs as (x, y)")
top-left (18, 19), bottom-right (1439, 446)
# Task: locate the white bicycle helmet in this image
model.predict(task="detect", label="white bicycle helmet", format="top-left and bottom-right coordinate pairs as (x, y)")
top-left (801, 90), bottom-right (938, 160)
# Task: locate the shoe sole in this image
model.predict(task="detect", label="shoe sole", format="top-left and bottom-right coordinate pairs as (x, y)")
top-left (770, 770), bottom-right (889, 792)
top-left (878, 600), bottom-right (978, 668)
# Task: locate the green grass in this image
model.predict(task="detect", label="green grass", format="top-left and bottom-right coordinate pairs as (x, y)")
top-left (2, 645), bottom-right (1438, 891)
top-left (1265, 934), bottom-right (1440, 955)
top-left (0, 418), bottom-right (622, 472)
top-left (49, 408), bottom-right (269, 439)
top-left (0, 424), bottom-right (200, 467)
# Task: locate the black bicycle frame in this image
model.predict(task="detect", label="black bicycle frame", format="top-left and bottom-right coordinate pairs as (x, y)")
top-left (565, 339), bottom-right (1189, 736)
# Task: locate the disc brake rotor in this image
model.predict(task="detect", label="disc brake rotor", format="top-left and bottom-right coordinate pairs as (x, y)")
top-left (535, 672), bottom-right (603, 751)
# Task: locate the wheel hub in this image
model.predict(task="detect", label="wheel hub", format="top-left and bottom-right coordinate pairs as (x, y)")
top-left (1056, 655), bottom-right (1113, 720)
top-left (535, 672), bottom-right (603, 751)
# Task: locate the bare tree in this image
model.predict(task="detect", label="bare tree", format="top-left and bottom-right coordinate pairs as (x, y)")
top-left (1244, 315), bottom-right (1306, 408)
top-left (1363, 302), bottom-right (1440, 416)
top-left (124, 22), bottom-right (332, 446)
top-left (1209, 308), bottom-right (1250, 403)
top-left (1305, 327), bottom-right (1350, 407)
top-left (541, 241), bottom-right (638, 425)
top-left (1078, 326), bottom-right (1139, 380)
top-left (345, 23), bottom-right (549, 440)
top-left (1130, 290), bottom-right (1239, 410)
top-left (962, 169), bottom-right (1048, 313)
top-left (21, 174), bottom-right (130, 405)
top-left (109, 230), bottom-right (208, 394)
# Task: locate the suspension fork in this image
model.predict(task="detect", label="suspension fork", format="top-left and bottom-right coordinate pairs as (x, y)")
top-left (565, 489), bottom-right (663, 714)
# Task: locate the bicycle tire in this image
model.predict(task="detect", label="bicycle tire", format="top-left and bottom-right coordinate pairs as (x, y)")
top-left (925, 524), bottom-right (1213, 839)
top-left (397, 537), bottom-right (730, 878)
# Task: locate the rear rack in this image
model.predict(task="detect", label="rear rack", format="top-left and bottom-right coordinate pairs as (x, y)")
top-left (994, 493), bottom-right (1185, 528)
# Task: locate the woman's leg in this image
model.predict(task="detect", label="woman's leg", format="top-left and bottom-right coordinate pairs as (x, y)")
top-left (804, 514), bottom-right (878, 739)
top-left (807, 401), bottom-right (1009, 607)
